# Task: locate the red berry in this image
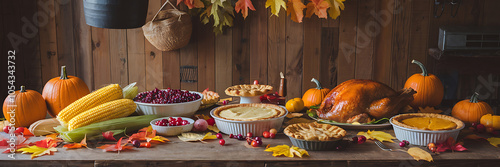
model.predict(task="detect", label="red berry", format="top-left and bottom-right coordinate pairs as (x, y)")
top-left (3, 126), bottom-right (11, 134)
top-left (399, 141), bottom-right (406, 147)
top-left (181, 120), bottom-right (189, 125)
top-left (222, 100), bottom-right (229, 105)
top-left (476, 124), bottom-right (486, 133)
top-left (247, 138), bottom-right (253, 145)
top-left (229, 134), bottom-right (234, 138)
top-left (269, 132), bottom-right (276, 139)
top-left (237, 134), bottom-right (244, 140)
top-left (177, 117), bottom-right (183, 122)
top-left (429, 147), bottom-right (437, 153)
top-left (262, 131), bottom-right (270, 138)
top-left (471, 122), bottom-right (478, 128)
top-left (255, 140), bottom-right (262, 146)
top-left (254, 136), bottom-right (262, 142)
top-left (253, 80), bottom-right (259, 85)
top-left (216, 133), bottom-right (223, 139)
top-left (247, 132), bottom-right (253, 138)
top-left (132, 140), bottom-right (141, 148)
top-left (358, 136), bottom-right (367, 144)
top-left (251, 140), bottom-right (259, 147)
top-left (486, 127), bottom-right (495, 133)
top-left (207, 118), bottom-right (215, 126)
top-left (351, 136), bottom-right (358, 144)
top-left (219, 139), bottom-right (225, 146)
top-left (14, 127), bottom-right (24, 134)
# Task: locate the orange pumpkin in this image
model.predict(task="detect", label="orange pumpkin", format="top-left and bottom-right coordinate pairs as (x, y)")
top-left (42, 66), bottom-right (90, 117)
top-left (404, 60), bottom-right (444, 108)
top-left (302, 78), bottom-right (330, 107)
top-left (452, 92), bottom-right (493, 123)
top-left (480, 114), bottom-right (500, 130)
top-left (3, 86), bottom-right (47, 127)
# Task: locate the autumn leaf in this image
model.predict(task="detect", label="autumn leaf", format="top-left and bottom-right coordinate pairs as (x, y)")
top-left (63, 135), bottom-right (88, 149)
top-left (418, 107), bottom-right (443, 114)
top-left (35, 137), bottom-right (58, 148)
top-left (487, 137), bottom-right (500, 147)
top-left (0, 139), bottom-right (7, 146)
top-left (1, 135), bottom-right (29, 153)
top-left (306, 0), bottom-right (329, 18)
top-left (177, 0), bottom-right (205, 9)
top-left (102, 131), bottom-right (117, 141)
top-left (407, 147), bottom-right (433, 162)
top-left (357, 130), bottom-right (396, 143)
top-left (286, 113), bottom-right (304, 119)
top-left (264, 145), bottom-right (309, 158)
top-left (325, 0), bottom-right (345, 19)
top-left (97, 137), bottom-right (134, 152)
top-left (22, 128), bottom-right (34, 136)
top-left (235, 0), bottom-right (256, 19)
top-left (178, 132), bottom-right (218, 142)
top-left (287, 0), bottom-right (306, 23)
top-left (148, 136), bottom-right (169, 143)
top-left (436, 137), bottom-right (467, 152)
top-left (207, 125), bottom-right (220, 133)
top-left (17, 146), bottom-right (57, 159)
top-left (266, 0), bottom-right (286, 16)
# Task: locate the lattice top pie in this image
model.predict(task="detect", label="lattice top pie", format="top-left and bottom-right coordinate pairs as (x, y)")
top-left (391, 113), bottom-right (463, 131)
top-left (225, 84), bottom-right (273, 97)
top-left (284, 122), bottom-right (346, 141)
top-left (212, 103), bottom-right (286, 121)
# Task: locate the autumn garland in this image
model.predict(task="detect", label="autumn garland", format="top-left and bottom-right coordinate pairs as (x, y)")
top-left (177, 0), bottom-right (346, 34)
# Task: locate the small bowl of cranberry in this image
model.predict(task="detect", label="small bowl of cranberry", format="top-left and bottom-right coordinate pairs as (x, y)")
top-left (134, 88), bottom-right (203, 117)
top-left (151, 117), bottom-right (194, 136)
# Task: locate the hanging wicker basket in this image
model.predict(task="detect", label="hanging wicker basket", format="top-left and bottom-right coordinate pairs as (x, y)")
top-left (142, 1), bottom-right (192, 51)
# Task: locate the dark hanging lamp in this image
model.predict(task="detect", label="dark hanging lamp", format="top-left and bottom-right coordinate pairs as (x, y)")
top-left (83, 0), bottom-right (149, 29)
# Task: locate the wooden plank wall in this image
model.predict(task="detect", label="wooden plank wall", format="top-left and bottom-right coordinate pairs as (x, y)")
top-left (1, 0), bottom-right (500, 106)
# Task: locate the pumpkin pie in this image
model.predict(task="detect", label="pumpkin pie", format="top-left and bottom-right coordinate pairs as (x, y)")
top-left (225, 84), bottom-right (273, 97)
top-left (284, 122), bottom-right (346, 141)
top-left (212, 103), bottom-right (287, 121)
top-left (391, 113), bottom-right (464, 131)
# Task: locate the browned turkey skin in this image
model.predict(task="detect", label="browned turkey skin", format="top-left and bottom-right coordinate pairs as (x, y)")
top-left (316, 79), bottom-right (416, 123)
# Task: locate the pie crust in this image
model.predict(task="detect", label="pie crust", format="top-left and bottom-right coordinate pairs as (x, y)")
top-left (225, 84), bottom-right (273, 97)
top-left (212, 103), bottom-right (287, 121)
top-left (284, 122), bottom-right (346, 141)
top-left (391, 113), bottom-right (464, 131)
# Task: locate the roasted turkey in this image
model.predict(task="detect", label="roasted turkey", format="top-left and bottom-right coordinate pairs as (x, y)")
top-left (316, 79), bottom-right (416, 123)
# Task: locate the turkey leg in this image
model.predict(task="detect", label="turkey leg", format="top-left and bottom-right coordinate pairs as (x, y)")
top-left (368, 88), bottom-right (416, 119)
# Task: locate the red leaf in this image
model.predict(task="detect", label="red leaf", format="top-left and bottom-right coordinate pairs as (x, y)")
top-left (97, 137), bottom-right (134, 152)
top-left (35, 138), bottom-right (58, 148)
top-left (306, 0), bottom-right (329, 18)
top-left (436, 137), bottom-right (467, 153)
top-left (102, 131), bottom-right (117, 141)
top-left (0, 139), bottom-right (7, 146)
top-left (63, 135), bottom-right (87, 149)
top-left (287, 0), bottom-right (307, 23)
top-left (23, 128), bottom-right (34, 136)
top-left (177, 0), bottom-right (204, 9)
top-left (235, 0), bottom-right (256, 19)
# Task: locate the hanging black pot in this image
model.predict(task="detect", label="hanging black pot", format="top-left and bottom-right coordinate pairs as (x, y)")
top-left (83, 0), bottom-right (149, 29)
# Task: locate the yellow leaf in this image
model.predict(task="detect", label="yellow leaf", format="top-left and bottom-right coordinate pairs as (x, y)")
top-left (17, 146), bottom-right (57, 159)
top-left (207, 125), bottom-right (220, 133)
top-left (266, 0), bottom-right (287, 16)
top-left (357, 130), bottom-right (396, 143)
top-left (265, 145), bottom-right (309, 158)
top-left (487, 137), bottom-right (500, 147)
top-left (325, 0), bottom-right (345, 19)
top-left (178, 132), bottom-right (217, 142)
top-left (286, 113), bottom-right (304, 118)
top-left (202, 132), bottom-right (218, 140)
top-left (418, 107), bottom-right (443, 114)
top-left (407, 147), bottom-right (433, 162)
top-left (147, 136), bottom-right (170, 143)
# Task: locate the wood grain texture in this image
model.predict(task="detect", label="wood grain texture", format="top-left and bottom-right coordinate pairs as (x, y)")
top-left (163, 49), bottom-right (181, 89)
top-left (303, 16), bottom-right (322, 94)
top-left (285, 16), bottom-right (304, 99)
top-left (354, 0), bottom-right (376, 80)
top-left (179, 16), bottom-right (198, 91)
top-left (127, 28), bottom-right (146, 92)
top-left (320, 27), bottom-right (339, 89)
top-left (109, 29), bottom-right (129, 86)
top-left (38, 0), bottom-right (59, 85)
top-left (390, 0), bottom-right (412, 90)
top-left (215, 29), bottom-right (233, 98)
top-left (55, 0), bottom-right (75, 75)
top-left (197, 23), bottom-right (216, 92)
top-left (249, 0), bottom-right (268, 84)
top-left (267, 9), bottom-right (287, 94)
top-left (21, 0), bottom-right (43, 92)
top-left (2, 0), bottom-right (25, 94)
top-left (0, 0), bottom-right (5, 100)
top-left (232, 15), bottom-right (250, 85)
top-left (72, 0), bottom-right (93, 90)
top-left (337, 0), bottom-right (358, 84)
top-left (91, 27), bottom-right (111, 89)
top-left (145, 0), bottom-right (163, 91)
top-left (407, 0), bottom-right (431, 78)
top-left (373, 0), bottom-right (394, 86)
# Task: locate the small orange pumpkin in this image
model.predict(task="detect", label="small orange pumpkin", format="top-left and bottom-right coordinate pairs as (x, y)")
top-left (452, 92), bottom-right (493, 123)
top-left (404, 60), bottom-right (444, 108)
top-left (480, 114), bottom-right (500, 130)
top-left (302, 78), bottom-right (330, 107)
top-left (3, 86), bottom-right (47, 127)
top-left (42, 66), bottom-right (90, 117)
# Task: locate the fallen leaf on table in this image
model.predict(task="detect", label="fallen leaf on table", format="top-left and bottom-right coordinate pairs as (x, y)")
top-left (418, 106), bottom-right (443, 114)
top-left (266, 0), bottom-right (287, 16)
top-left (102, 131), bottom-right (117, 141)
top-left (436, 137), bottom-right (467, 152)
top-left (464, 134), bottom-right (486, 140)
top-left (357, 130), bottom-right (395, 143)
top-left (63, 135), bottom-right (88, 149)
top-left (264, 145), bottom-right (309, 158)
top-left (22, 128), bottom-right (34, 136)
top-left (1, 135), bottom-right (29, 153)
top-left (207, 125), bottom-right (220, 133)
top-left (286, 113), bottom-right (304, 118)
top-left (17, 146), bottom-right (57, 159)
top-left (35, 137), bottom-right (58, 148)
top-left (178, 132), bottom-right (218, 142)
top-left (148, 136), bottom-right (169, 143)
top-left (407, 147), bottom-right (433, 162)
top-left (128, 128), bottom-right (169, 144)
top-left (487, 137), bottom-right (500, 147)
top-left (97, 137), bottom-right (134, 152)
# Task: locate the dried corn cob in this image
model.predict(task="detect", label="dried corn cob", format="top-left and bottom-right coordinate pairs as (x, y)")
top-left (67, 99), bottom-right (137, 131)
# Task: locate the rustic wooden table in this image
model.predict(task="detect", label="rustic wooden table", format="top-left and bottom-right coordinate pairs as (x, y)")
top-left (1, 104), bottom-right (499, 167)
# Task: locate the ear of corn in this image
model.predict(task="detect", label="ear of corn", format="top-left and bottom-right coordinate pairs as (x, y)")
top-left (56, 84), bottom-right (123, 127)
top-left (56, 115), bottom-right (160, 143)
top-left (67, 99), bottom-right (137, 131)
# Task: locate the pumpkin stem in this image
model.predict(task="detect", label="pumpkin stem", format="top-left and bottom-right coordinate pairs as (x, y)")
top-left (470, 92), bottom-right (479, 103)
top-left (20, 86), bottom-right (26, 92)
top-left (411, 60), bottom-right (428, 76)
top-left (311, 78), bottom-right (323, 90)
top-left (60, 66), bottom-right (69, 80)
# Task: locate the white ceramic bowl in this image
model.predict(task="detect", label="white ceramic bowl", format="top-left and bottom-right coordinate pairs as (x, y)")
top-left (135, 91), bottom-right (203, 117)
top-left (210, 104), bottom-right (288, 135)
top-left (150, 117), bottom-right (194, 136)
top-left (390, 116), bottom-right (464, 146)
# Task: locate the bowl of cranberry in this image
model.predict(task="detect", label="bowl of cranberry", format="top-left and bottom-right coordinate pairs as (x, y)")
top-left (151, 117), bottom-right (194, 136)
top-left (133, 88), bottom-right (203, 117)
